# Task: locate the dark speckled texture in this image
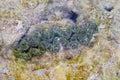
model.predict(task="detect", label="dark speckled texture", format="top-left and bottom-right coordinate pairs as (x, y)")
top-left (13, 22), bottom-right (98, 60)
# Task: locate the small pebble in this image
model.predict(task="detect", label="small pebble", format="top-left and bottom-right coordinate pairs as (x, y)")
top-left (3, 27), bottom-right (6, 30)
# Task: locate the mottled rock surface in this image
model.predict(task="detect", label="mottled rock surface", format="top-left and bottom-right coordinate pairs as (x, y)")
top-left (0, 0), bottom-right (120, 80)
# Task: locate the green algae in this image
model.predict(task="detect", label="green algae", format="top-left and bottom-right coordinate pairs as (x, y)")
top-left (13, 22), bottom-right (98, 60)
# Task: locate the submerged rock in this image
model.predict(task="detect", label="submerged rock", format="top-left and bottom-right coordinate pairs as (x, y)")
top-left (13, 22), bottom-right (98, 60)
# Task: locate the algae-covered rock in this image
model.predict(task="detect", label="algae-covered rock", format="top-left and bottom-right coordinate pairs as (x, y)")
top-left (13, 22), bottom-right (98, 60)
